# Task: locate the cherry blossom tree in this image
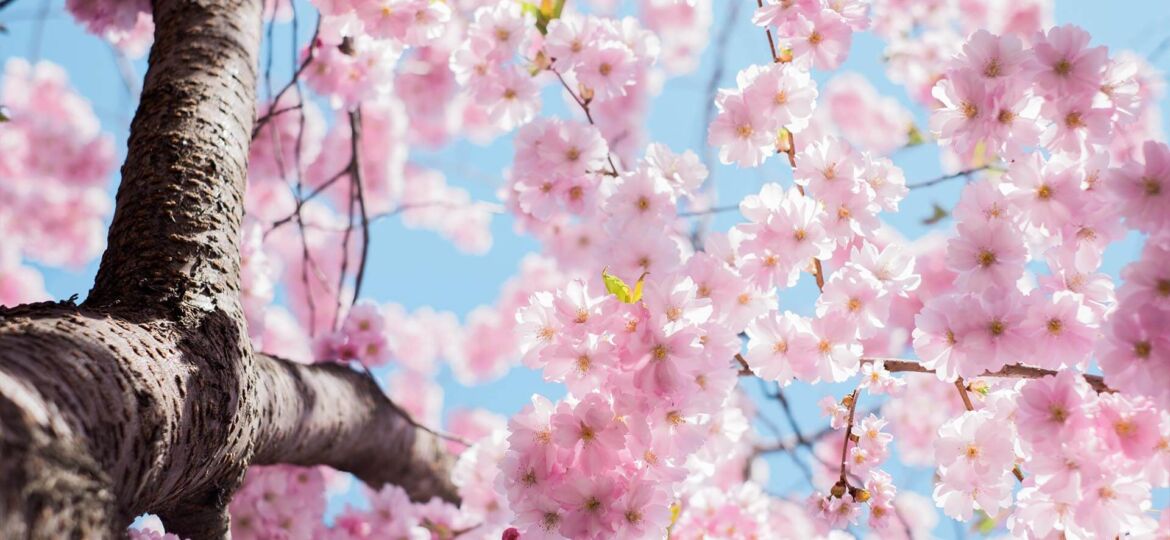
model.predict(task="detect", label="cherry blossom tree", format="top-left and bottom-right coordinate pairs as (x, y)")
top-left (1, 0), bottom-right (1169, 539)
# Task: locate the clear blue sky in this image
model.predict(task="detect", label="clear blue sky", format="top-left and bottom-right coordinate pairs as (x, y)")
top-left (3, 0), bottom-right (1168, 536)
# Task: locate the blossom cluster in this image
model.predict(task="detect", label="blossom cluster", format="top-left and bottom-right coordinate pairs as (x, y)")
top-left (913, 26), bottom-right (1167, 399)
top-left (65, 0), bottom-right (153, 56)
top-left (503, 152), bottom-right (752, 536)
top-left (928, 373), bottom-right (1168, 538)
top-left (752, 0), bottom-right (871, 70)
top-left (708, 62), bottom-right (818, 167)
top-left (41, 0), bottom-right (1170, 537)
top-left (0, 59), bottom-right (114, 307)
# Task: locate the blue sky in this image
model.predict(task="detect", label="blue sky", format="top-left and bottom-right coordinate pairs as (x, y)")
top-left (3, 0), bottom-right (1169, 536)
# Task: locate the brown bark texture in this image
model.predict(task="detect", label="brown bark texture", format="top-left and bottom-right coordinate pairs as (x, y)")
top-left (0, 1), bottom-right (456, 538)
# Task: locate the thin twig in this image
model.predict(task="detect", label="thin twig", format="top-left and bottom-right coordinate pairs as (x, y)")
top-left (864, 358), bottom-right (1111, 393)
top-left (906, 166), bottom-right (991, 189)
top-left (749, 380), bottom-right (818, 486)
top-left (252, 20), bottom-right (320, 139)
top-left (735, 353), bottom-right (754, 376)
top-left (754, 0), bottom-right (781, 63)
top-left (334, 151), bottom-right (356, 331)
top-left (954, 378), bottom-right (975, 411)
top-left (837, 389), bottom-right (861, 486)
top-left (955, 377), bottom-right (1024, 482)
top-left (264, 166), bottom-right (354, 237)
top-left (27, 0), bottom-right (49, 62)
top-left (548, 66), bottom-right (620, 176)
top-left (107, 45), bottom-right (140, 100)
top-left (1150, 34), bottom-right (1170, 63)
top-left (679, 204), bottom-right (739, 218)
top-left (773, 387), bottom-right (814, 448)
top-left (784, 131), bottom-right (826, 292)
top-left (293, 201), bottom-right (506, 234)
top-left (348, 109), bottom-right (372, 305)
top-left (298, 215), bottom-right (319, 336)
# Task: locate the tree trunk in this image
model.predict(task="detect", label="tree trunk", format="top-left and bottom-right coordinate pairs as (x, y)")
top-left (0, 1), bottom-right (456, 538)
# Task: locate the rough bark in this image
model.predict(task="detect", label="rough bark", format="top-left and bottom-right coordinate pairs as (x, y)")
top-left (251, 355), bottom-right (456, 499)
top-left (0, 0), bottom-right (456, 538)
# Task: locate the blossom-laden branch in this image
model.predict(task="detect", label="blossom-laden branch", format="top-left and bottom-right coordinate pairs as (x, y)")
top-left (740, 354), bottom-right (1111, 393)
top-left (0, 1), bottom-right (458, 537)
top-left (952, 377), bottom-right (1025, 482)
top-left (549, 65), bottom-right (620, 177)
top-left (865, 358), bottom-right (1112, 394)
top-left (833, 389), bottom-right (862, 495)
top-left (754, 0), bottom-right (782, 64)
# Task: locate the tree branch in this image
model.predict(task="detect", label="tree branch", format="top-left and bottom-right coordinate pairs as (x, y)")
top-left (866, 358), bottom-right (1111, 393)
top-left (906, 166), bottom-right (991, 190)
top-left (251, 354), bottom-right (459, 503)
top-left (0, 1), bottom-right (460, 537)
top-left (87, 0), bottom-right (261, 320)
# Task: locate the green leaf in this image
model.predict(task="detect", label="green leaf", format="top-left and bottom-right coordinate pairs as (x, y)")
top-left (522, 0), bottom-right (565, 35)
top-left (601, 268), bottom-right (647, 304)
top-left (547, 0), bottom-right (565, 19)
top-left (906, 123), bottom-right (925, 147)
top-left (974, 510), bottom-right (997, 535)
top-left (921, 202), bottom-right (949, 226)
top-left (631, 274), bottom-right (645, 303)
top-left (602, 268), bottom-right (633, 303)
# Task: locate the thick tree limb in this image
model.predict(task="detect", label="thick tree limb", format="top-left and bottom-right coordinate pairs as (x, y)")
top-left (87, 0), bottom-right (259, 322)
top-left (0, 0), bottom-right (457, 537)
top-left (0, 304), bottom-right (457, 538)
top-left (251, 354), bottom-right (458, 500)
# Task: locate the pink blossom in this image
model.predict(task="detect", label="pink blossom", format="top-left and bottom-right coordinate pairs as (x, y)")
top-left (930, 70), bottom-right (990, 156)
top-left (483, 66), bottom-right (541, 131)
top-left (823, 73), bottom-right (913, 154)
top-left (912, 294), bottom-right (973, 382)
top-left (858, 360), bottom-right (905, 395)
top-left (708, 92), bottom-right (774, 167)
top-left (961, 291), bottom-right (1032, 376)
top-left (535, 122), bottom-right (608, 179)
top-left (936, 410), bottom-right (1017, 476)
top-left (1098, 302), bottom-right (1170, 410)
top-left (1029, 24), bottom-right (1108, 100)
top-left (577, 43), bottom-right (637, 101)
top-left (610, 478), bottom-right (670, 538)
top-left (552, 394), bottom-right (628, 475)
top-left (356, 0), bottom-right (451, 45)
top-left (643, 143), bottom-right (707, 199)
top-left (736, 185), bottom-right (834, 290)
top-left (807, 312), bottom-right (862, 382)
top-left (742, 63), bottom-right (819, 133)
top-left (1107, 140), bottom-right (1170, 233)
top-left (945, 218), bottom-right (1027, 293)
top-left (1097, 392), bottom-right (1161, 461)
top-left (816, 263), bottom-right (890, 338)
top-left (1039, 96), bottom-right (1111, 155)
top-left (788, 10), bottom-right (853, 70)
top-left (65, 0), bottom-right (153, 55)
top-left (1015, 370), bottom-right (1095, 451)
top-left (1021, 292), bottom-right (1096, 370)
top-left (744, 311), bottom-right (818, 383)
top-left (958, 30), bottom-right (1028, 81)
top-left (933, 465), bottom-right (1014, 521)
